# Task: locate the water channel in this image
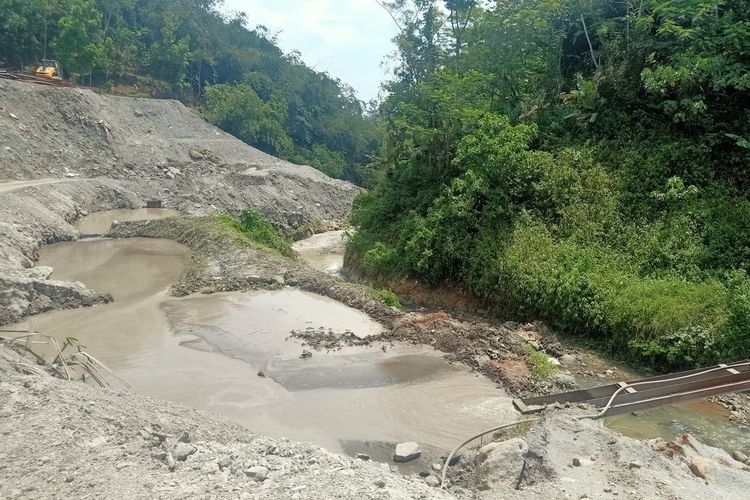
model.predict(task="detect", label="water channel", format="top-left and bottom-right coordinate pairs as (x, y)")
top-left (9, 208), bottom-right (750, 465)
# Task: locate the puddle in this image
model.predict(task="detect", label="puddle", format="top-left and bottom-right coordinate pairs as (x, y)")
top-left (292, 230), bottom-right (346, 274)
top-left (11, 237), bottom-right (517, 463)
top-left (75, 208), bottom-right (180, 235)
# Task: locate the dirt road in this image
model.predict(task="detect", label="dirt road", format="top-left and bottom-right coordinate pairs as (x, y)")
top-left (0, 177), bottom-right (82, 193)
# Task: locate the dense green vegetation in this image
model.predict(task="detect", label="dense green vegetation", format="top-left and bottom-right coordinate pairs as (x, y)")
top-left (0, 0), bottom-right (378, 183)
top-left (217, 210), bottom-right (293, 257)
top-left (350, 0), bottom-right (750, 369)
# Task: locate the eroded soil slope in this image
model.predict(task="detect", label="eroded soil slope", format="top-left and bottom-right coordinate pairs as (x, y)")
top-left (0, 79), bottom-right (359, 324)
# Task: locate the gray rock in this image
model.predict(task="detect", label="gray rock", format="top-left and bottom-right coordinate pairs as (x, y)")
top-left (394, 442), bottom-right (421, 463)
top-left (356, 453), bottom-right (370, 461)
top-left (559, 353), bottom-right (577, 364)
top-left (689, 456), bottom-right (710, 480)
top-left (374, 479), bottom-right (386, 488)
top-left (480, 438), bottom-right (528, 488)
top-left (424, 476), bottom-right (440, 488)
top-left (27, 266), bottom-right (54, 280)
top-left (572, 457), bottom-right (582, 467)
top-left (731, 450), bottom-right (748, 464)
top-left (629, 461), bottom-right (643, 469)
top-left (173, 443), bottom-right (196, 462)
top-left (552, 372), bottom-right (577, 388)
top-left (418, 470), bottom-right (430, 478)
top-left (245, 465), bottom-right (268, 482)
top-left (474, 355), bottom-right (491, 367)
top-left (431, 463), bottom-right (442, 472)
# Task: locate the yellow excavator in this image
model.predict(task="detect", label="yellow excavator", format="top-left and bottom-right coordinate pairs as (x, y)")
top-left (34, 59), bottom-right (62, 80)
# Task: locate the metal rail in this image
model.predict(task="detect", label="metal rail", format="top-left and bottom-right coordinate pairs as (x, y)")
top-left (514, 360), bottom-right (750, 416)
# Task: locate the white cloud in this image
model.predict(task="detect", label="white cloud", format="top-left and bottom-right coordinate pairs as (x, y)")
top-left (222, 0), bottom-right (399, 101)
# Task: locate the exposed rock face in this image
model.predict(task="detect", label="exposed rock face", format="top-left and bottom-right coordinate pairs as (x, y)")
top-left (0, 273), bottom-right (111, 325)
top-left (394, 442), bottom-right (422, 463)
top-left (479, 438), bottom-right (528, 488)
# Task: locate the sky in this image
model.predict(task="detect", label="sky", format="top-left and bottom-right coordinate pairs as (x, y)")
top-left (222, 0), bottom-right (400, 102)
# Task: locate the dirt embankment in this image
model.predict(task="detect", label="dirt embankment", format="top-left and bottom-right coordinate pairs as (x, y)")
top-left (0, 345), bottom-right (448, 500)
top-left (0, 79), bottom-right (359, 325)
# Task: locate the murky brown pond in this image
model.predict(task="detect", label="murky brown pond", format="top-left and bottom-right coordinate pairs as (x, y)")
top-left (11, 233), bottom-right (516, 462)
top-left (75, 208), bottom-right (180, 235)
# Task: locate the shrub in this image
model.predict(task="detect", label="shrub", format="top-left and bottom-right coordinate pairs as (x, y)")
top-left (217, 210), bottom-right (293, 257)
top-left (374, 288), bottom-right (401, 309)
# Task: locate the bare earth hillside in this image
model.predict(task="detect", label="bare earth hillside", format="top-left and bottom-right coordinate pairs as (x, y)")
top-left (0, 79), bottom-right (359, 324)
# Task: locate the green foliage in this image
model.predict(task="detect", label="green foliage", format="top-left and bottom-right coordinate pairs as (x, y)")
top-left (350, 0), bottom-right (750, 370)
top-left (203, 84), bottom-right (293, 158)
top-left (217, 210), bottom-right (293, 258)
top-left (0, 0), bottom-right (379, 183)
top-left (524, 344), bottom-right (557, 380)
top-left (373, 288), bottom-right (401, 309)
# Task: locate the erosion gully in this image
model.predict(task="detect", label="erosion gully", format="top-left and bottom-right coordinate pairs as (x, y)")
top-left (9, 209), bottom-right (749, 470)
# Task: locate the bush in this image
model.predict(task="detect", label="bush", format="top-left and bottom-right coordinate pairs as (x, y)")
top-left (373, 288), bottom-right (401, 309)
top-left (348, 102), bottom-right (750, 371)
top-left (217, 210), bottom-right (293, 257)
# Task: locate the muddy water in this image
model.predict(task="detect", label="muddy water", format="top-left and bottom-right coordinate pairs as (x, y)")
top-left (13, 235), bottom-right (516, 461)
top-left (292, 230), bottom-right (346, 274)
top-left (75, 208), bottom-right (180, 235)
top-left (294, 232), bottom-right (750, 454)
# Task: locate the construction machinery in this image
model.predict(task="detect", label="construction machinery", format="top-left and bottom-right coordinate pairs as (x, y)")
top-left (34, 59), bottom-right (62, 80)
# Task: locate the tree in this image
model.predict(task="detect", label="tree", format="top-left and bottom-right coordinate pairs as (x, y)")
top-left (52, 0), bottom-right (104, 80)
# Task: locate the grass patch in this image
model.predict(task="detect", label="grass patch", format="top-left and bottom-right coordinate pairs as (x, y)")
top-left (217, 210), bottom-right (294, 258)
top-left (524, 344), bottom-right (557, 380)
top-left (370, 288), bottom-right (401, 309)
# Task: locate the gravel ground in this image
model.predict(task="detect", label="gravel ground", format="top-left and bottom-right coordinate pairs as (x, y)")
top-left (445, 408), bottom-right (750, 500)
top-left (0, 347), bottom-right (449, 500)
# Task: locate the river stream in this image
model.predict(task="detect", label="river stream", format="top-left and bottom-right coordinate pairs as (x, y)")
top-left (9, 209), bottom-right (749, 466)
